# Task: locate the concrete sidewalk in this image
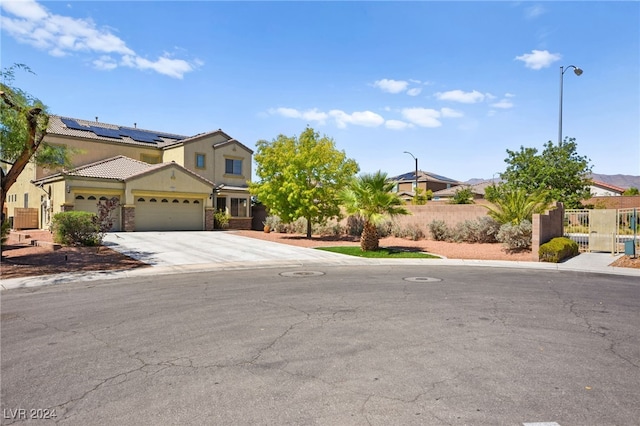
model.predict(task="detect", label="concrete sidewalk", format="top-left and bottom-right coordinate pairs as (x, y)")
top-left (2, 232), bottom-right (639, 291)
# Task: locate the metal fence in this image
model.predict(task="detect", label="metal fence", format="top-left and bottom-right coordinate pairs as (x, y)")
top-left (564, 208), bottom-right (639, 254)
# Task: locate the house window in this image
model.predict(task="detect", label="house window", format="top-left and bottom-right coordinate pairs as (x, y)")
top-left (225, 159), bottom-right (242, 175)
top-left (231, 198), bottom-right (247, 217)
top-left (195, 153), bottom-right (206, 169)
top-left (216, 197), bottom-right (226, 212)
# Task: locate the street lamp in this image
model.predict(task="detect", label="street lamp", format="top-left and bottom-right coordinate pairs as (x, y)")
top-left (558, 65), bottom-right (583, 145)
top-left (403, 151), bottom-right (418, 195)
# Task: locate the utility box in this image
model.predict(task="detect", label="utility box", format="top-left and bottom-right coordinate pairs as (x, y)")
top-left (624, 240), bottom-right (636, 256)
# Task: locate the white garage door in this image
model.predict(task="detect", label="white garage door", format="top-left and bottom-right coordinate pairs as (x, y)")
top-left (135, 197), bottom-right (203, 231)
top-left (74, 195), bottom-right (121, 232)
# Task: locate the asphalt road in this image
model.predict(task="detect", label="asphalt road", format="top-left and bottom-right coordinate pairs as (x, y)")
top-left (2, 265), bottom-right (639, 426)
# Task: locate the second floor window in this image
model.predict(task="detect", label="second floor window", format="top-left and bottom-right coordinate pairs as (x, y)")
top-left (196, 153), bottom-right (206, 169)
top-left (225, 159), bottom-right (242, 175)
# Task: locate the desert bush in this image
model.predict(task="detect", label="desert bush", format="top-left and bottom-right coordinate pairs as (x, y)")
top-left (496, 220), bottom-right (532, 251)
top-left (314, 221), bottom-right (344, 237)
top-left (376, 219), bottom-right (394, 238)
top-left (214, 211), bottom-right (230, 229)
top-left (51, 211), bottom-right (101, 246)
top-left (428, 220), bottom-right (450, 241)
top-left (346, 214), bottom-right (365, 237)
top-left (263, 215), bottom-right (280, 230)
top-left (450, 217), bottom-right (500, 243)
top-left (391, 223), bottom-right (425, 241)
top-left (539, 237), bottom-right (579, 263)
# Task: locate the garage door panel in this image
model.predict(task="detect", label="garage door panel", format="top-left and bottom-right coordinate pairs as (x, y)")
top-left (135, 199), bottom-right (203, 231)
top-left (74, 196), bottom-right (121, 232)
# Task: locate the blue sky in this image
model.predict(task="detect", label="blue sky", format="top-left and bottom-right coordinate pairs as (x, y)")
top-left (2, 0), bottom-right (639, 182)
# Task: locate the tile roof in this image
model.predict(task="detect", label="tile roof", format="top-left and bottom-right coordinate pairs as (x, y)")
top-left (591, 180), bottom-right (625, 193)
top-left (60, 155), bottom-right (152, 180)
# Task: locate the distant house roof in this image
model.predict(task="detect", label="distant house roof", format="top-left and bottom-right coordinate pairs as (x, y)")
top-left (432, 180), bottom-right (495, 197)
top-left (389, 170), bottom-right (461, 185)
top-left (590, 180), bottom-right (625, 194)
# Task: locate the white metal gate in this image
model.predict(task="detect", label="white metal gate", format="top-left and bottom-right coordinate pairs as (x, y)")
top-left (565, 208), bottom-right (639, 254)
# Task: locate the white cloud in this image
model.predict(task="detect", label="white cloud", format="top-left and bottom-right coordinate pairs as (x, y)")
top-left (435, 90), bottom-right (485, 104)
top-left (491, 99), bottom-right (514, 109)
top-left (505, 93), bottom-right (515, 98)
top-left (268, 107), bottom-right (328, 125)
top-left (0, 0), bottom-right (197, 78)
top-left (401, 108), bottom-right (442, 128)
top-left (373, 79), bottom-right (409, 94)
top-left (525, 4), bottom-right (546, 19)
top-left (515, 49), bottom-right (561, 70)
top-left (440, 107), bottom-right (464, 118)
top-left (329, 110), bottom-right (385, 128)
top-left (406, 88), bottom-right (422, 97)
top-left (385, 120), bottom-right (412, 130)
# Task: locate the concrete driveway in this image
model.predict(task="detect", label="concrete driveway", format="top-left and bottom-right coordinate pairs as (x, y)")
top-left (102, 231), bottom-right (353, 267)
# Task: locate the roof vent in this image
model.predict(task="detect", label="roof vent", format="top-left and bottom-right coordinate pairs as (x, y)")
top-left (95, 116), bottom-right (99, 122)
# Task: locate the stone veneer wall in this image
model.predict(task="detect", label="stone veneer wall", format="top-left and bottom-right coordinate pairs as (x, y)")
top-left (228, 218), bottom-right (252, 230)
top-left (205, 208), bottom-right (215, 231)
top-left (122, 206), bottom-right (135, 232)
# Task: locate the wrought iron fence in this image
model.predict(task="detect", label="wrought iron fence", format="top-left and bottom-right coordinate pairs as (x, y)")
top-left (564, 208), bottom-right (639, 254)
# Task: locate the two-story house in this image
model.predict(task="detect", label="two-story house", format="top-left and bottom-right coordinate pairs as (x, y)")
top-left (4, 115), bottom-right (253, 232)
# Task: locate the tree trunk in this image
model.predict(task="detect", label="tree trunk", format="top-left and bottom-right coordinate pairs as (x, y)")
top-left (360, 220), bottom-right (379, 251)
top-left (306, 216), bottom-right (312, 238)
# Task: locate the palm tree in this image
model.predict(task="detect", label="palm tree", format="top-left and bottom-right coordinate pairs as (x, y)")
top-left (484, 187), bottom-right (549, 225)
top-left (339, 171), bottom-right (410, 251)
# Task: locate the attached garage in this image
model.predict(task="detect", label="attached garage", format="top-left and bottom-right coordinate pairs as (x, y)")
top-left (134, 197), bottom-right (204, 231)
top-left (74, 195), bottom-right (122, 232)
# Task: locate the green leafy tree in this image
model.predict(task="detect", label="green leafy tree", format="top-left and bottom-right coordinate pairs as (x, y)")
top-left (449, 187), bottom-right (474, 204)
top-left (411, 187), bottom-right (431, 205)
top-left (1, 64), bottom-right (70, 214)
top-left (499, 138), bottom-right (592, 208)
top-left (250, 127), bottom-right (359, 238)
top-left (623, 187), bottom-right (639, 196)
top-left (484, 187), bottom-right (549, 225)
top-left (339, 171), bottom-right (410, 251)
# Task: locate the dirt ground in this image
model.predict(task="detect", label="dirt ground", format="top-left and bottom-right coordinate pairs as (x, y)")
top-left (1, 229), bottom-right (638, 280)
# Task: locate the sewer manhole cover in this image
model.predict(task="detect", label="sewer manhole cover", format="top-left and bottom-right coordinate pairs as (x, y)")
top-left (280, 271), bottom-right (325, 277)
top-left (403, 277), bottom-right (442, 283)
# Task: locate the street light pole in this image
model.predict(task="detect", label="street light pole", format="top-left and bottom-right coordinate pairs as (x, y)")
top-left (559, 65), bottom-right (583, 145)
top-left (403, 151), bottom-right (418, 195)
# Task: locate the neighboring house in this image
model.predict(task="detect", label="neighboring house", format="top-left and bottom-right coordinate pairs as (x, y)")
top-left (589, 180), bottom-right (625, 197)
top-left (389, 170), bottom-right (461, 202)
top-left (431, 180), bottom-right (495, 202)
top-left (4, 115), bottom-right (253, 231)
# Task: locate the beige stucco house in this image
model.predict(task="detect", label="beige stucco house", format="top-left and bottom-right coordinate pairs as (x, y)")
top-left (4, 115), bottom-right (253, 231)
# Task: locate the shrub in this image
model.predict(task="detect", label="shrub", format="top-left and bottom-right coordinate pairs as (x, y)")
top-left (428, 220), bottom-right (450, 241)
top-left (1, 219), bottom-right (10, 248)
top-left (376, 219), bottom-right (394, 238)
top-left (214, 211), bottom-right (230, 229)
top-left (496, 220), bottom-right (532, 251)
top-left (539, 237), bottom-right (579, 263)
top-left (346, 214), bottom-right (364, 237)
top-left (51, 211), bottom-right (101, 246)
top-left (391, 223), bottom-right (425, 241)
top-left (450, 217), bottom-right (501, 243)
top-left (314, 221), bottom-right (344, 237)
top-left (263, 215), bottom-right (280, 231)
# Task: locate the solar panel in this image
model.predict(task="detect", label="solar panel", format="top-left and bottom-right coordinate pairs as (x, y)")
top-left (118, 128), bottom-right (159, 143)
top-left (88, 126), bottom-right (122, 139)
top-left (61, 118), bottom-right (90, 131)
top-left (427, 173), bottom-right (458, 183)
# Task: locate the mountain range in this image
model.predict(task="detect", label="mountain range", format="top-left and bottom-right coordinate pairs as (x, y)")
top-left (465, 173), bottom-right (640, 189)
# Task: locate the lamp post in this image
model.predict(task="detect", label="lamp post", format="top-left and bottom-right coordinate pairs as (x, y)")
top-left (403, 151), bottom-right (418, 195)
top-left (558, 65), bottom-right (583, 145)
